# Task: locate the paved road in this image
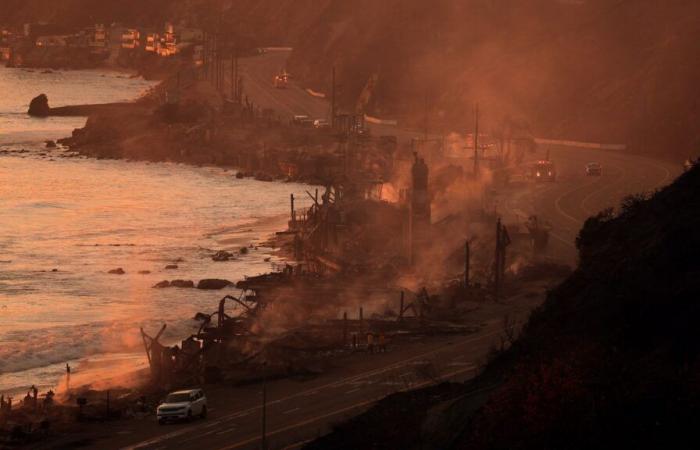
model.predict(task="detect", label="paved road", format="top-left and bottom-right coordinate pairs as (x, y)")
top-left (500, 147), bottom-right (678, 263)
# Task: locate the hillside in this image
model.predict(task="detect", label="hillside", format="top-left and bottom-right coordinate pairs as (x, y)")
top-left (306, 163), bottom-right (700, 449)
top-left (287, 0), bottom-right (700, 161)
top-left (3, 0), bottom-right (699, 160)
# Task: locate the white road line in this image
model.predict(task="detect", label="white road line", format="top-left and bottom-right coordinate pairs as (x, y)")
top-left (283, 407), bottom-right (301, 414)
top-left (345, 388), bottom-right (361, 395)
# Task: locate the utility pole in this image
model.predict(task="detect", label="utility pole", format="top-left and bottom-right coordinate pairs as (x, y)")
top-left (494, 218), bottom-right (511, 301)
top-left (331, 66), bottom-right (336, 129)
top-left (261, 362), bottom-right (267, 450)
top-left (464, 239), bottom-right (470, 288)
top-left (424, 90), bottom-right (429, 142)
top-left (494, 218), bottom-right (501, 299)
top-left (474, 103), bottom-right (480, 177)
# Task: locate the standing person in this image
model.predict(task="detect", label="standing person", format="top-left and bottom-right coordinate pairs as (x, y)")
top-left (367, 332), bottom-right (375, 354)
top-left (378, 332), bottom-right (387, 353)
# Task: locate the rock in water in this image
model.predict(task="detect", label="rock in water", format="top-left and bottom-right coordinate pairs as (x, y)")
top-left (153, 280), bottom-right (171, 288)
top-left (28, 94), bottom-right (50, 117)
top-left (196, 279), bottom-right (232, 290)
top-left (194, 312), bottom-right (211, 322)
top-left (171, 279), bottom-right (195, 288)
top-left (212, 250), bottom-right (234, 262)
top-left (165, 264), bottom-right (178, 270)
top-left (108, 268), bottom-right (125, 275)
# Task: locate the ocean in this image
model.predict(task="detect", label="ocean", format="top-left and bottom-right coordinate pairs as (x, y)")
top-left (0, 67), bottom-right (312, 396)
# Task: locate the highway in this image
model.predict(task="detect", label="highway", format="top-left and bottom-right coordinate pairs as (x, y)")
top-left (84, 51), bottom-right (681, 450)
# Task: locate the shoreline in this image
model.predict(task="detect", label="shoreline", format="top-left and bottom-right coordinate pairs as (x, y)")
top-left (0, 153), bottom-right (307, 399)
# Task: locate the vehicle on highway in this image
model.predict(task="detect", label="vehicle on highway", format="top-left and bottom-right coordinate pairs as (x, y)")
top-left (585, 162), bottom-right (602, 176)
top-left (273, 73), bottom-right (288, 89)
top-left (157, 388), bottom-right (207, 424)
top-left (313, 119), bottom-right (330, 129)
top-left (684, 158), bottom-right (695, 172)
top-left (532, 160), bottom-right (556, 182)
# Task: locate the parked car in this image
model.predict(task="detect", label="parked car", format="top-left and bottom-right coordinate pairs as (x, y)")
top-left (586, 162), bottom-right (602, 176)
top-left (313, 119), bottom-right (330, 129)
top-left (157, 389), bottom-right (207, 424)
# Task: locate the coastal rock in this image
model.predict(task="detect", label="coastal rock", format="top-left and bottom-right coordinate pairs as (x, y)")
top-left (153, 280), bottom-right (170, 288)
top-left (28, 94), bottom-right (50, 117)
top-left (239, 247), bottom-right (249, 255)
top-left (170, 279), bottom-right (195, 288)
top-left (138, 270), bottom-right (151, 275)
top-left (165, 264), bottom-right (178, 270)
top-left (194, 312), bottom-right (211, 322)
top-left (196, 279), bottom-right (232, 290)
top-left (108, 268), bottom-right (125, 275)
top-left (212, 250), bottom-right (234, 262)
top-left (45, 140), bottom-right (57, 148)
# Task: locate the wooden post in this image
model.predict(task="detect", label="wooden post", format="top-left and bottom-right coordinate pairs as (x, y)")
top-left (343, 312), bottom-right (348, 346)
top-left (399, 291), bottom-right (404, 321)
top-left (331, 66), bottom-right (336, 129)
top-left (359, 306), bottom-right (363, 322)
top-left (474, 103), bottom-right (480, 177)
top-left (290, 194), bottom-right (295, 227)
top-left (465, 240), bottom-right (470, 287)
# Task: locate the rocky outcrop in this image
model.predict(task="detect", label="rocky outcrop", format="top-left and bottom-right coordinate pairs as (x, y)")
top-left (196, 279), bottom-right (232, 290)
top-left (28, 94), bottom-right (50, 117)
top-left (108, 268), bottom-right (125, 275)
top-left (153, 279), bottom-right (195, 288)
top-left (212, 250), bottom-right (234, 262)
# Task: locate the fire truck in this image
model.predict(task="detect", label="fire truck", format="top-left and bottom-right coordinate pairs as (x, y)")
top-left (531, 160), bottom-right (556, 182)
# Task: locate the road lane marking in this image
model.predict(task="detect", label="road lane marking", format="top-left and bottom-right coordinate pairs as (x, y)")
top-left (204, 420), bottom-right (223, 428)
top-left (345, 388), bottom-right (361, 395)
top-left (216, 365), bottom-right (481, 450)
top-left (283, 407), bottom-right (301, 414)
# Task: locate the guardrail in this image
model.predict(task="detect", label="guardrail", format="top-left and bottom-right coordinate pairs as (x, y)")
top-left (363, 114), bottom-right (398, 126)
top-left (534, 138), bottom-right (626, 151)
top-left (305, 88), bottom-right (326, 99)
top-left (263, 47), bottom-right (294, 52)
